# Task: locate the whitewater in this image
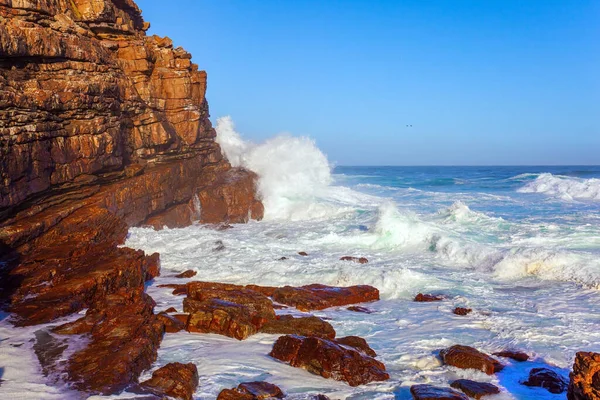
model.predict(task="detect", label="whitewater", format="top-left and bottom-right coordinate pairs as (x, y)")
top-left (1, 117), bottom-right (599, 399)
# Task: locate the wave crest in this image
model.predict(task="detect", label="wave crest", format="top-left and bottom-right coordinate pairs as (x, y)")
top-left (517, 173), bottom-right (600, 201)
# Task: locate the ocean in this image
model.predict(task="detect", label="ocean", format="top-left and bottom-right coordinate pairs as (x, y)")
top-left (2, 120), bottom-right (599, 399)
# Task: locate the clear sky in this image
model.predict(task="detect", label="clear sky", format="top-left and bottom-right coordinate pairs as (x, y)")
top-left (138, 0), bottom-right (599, 165)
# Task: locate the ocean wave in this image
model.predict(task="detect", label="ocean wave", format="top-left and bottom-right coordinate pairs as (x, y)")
top-left (517, 173), bottom-right (600, 201)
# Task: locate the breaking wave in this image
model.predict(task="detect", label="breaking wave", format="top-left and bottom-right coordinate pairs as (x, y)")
top-left (517, 173), bottom-right (600, 201)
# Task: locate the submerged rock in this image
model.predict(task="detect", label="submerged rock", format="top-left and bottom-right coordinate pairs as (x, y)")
top-left (269, 335), bottom-right (389, 386)
top-left (260, 315), bottom-right (336, 339)
top-left (410, 384), bottom-right (469, 400)
top-left (347, 306), bottom-right (373, 313)
top-left (138, 362), bottom-right (199, 400)
top-left (568, 351), bottom-right (600, 399)
top-left (523, 368), bottom-right (567, 394)
top-left (414, 293), bottom-right (445, 302)
top-left (271, 284), bottom-right (380, 311)
top-left (492, 350), bottom-right (529, 362)
top-left (440, 345), bottom-right (504, 375)
top-left (174, 270), bottom-right (197, 279)
top-left (453, 307), bottom-right (472, 316)
top-left (450, 379), bottom-right (500, 399)
top-left (298, 251), bottom-right (309, 256)
top-left (217, 381), bottom-right (284, 399)
top-left (339, 256), bottom-right (369, 264)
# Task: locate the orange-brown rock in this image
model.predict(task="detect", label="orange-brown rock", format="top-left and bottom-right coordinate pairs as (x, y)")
top-left (492, 350), bottom-right (529, 362)
top-left (158, 283), bottom-right (188, 295)
top-left (269, 335), bottom-right (389, 386)
top-left (450, 379), bottom-right (500, 399)
top-left (217, 381), bottom-right (284, 400)
top-left (336, 336), bottom-right (377, 357)
top-left (260, 315), bottom-right (336, 339)
top-left (157, 312), bottom-right (187, 333)
top-left (414, 293), bottom-right (445, 302)
top-left (175, 270), bottom-right (197, 279)
top-left (568, 352), bottom-right (600, 399)
top-left (340, 256), bottom-right (368, 264)
top-left (453, 307), bottom-right (472, 316)
top-left (138, 362), bottom-right (199, 400)
top-left (440, 345), bottom-right (504, 375)
top-left (271, 284), bottom-right (380, 311)
top-left (52, 288), bottom-right (165, 394)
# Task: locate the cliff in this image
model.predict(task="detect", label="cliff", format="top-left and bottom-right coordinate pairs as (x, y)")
top-left (0, 0), bottom-right (263, 394)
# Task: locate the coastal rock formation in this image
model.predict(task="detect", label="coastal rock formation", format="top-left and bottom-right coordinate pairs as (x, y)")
top-left (414, 293), bottom-right (445, 302)
top-left (269, 335), bottom-right (389, 386)
top-left (440, 345), bottom-right (504, 375)
top-left (217, 381), bottom-right (284, 400)
top-left (568, 352), bottom-right (600, 399)
top-left (523, 368), bottom-right (568, 394)
top-left (450, 379), bottom-right (500, 399)
top-left (453, 307), bottom-right (472, 316)
top-left (493, 350), bottom-right (529, 362)
top-left (271, 284), bottom-right (380, 311)
top-left (410, 384), bottom-right (469, 400)
top-left (259, 315), bottom-right (336, 339)
top-left (138, 362), bottom-right (199, 400)
top-left (0, 0), bottom-right (263, 395)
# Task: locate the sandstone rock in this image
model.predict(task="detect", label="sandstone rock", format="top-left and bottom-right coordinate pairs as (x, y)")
top-left (523, 368), bottom-right (567, 394)
top-left (269, 335), bottom-right (389, 386)
top-left (260, 315), bottom-right (336, 339)
top-left (492, 350), bottom-right (529, 362)
top-left (53, 288), bottom-right (165, 394)
top-left (440, 345), bottom-right (504, 375)
top-left (184, 298), bottom-right (259, 340)
top-left (271, 284), bottom-right (380, 311)
top-left (453, 307), bottom-right (472, 316)
top-left (414, 293), bottom-right (445, 302)
top-left (157, 312), bottom-right (187, 333)
top-left (568, 352), bottom-right (600, 399)
top-left (336, 336), bottom-right (377, 357)
top-left (164, 307), bottom-right (178, 313)
top-left (175, 270), bottom-right (197, 279)
top-left (410, 384), bottom-right (469, 400)
top-left (158, 283), bottom-right (188, 295)
top-left (339, 256), bottom-right (368, 264)
top-left (450, 379), bottom-right (500, 399)
top-left (139, 362), bottom-right (199, 400)
top-left (217, 381), bottom-right (284, 399)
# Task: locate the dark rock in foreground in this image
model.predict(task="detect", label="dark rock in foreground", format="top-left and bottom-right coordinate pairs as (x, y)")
top-left (450, 379), bottom-right (500, 399)
top-left (568, 352), bottom-right (600, 399)
top-left (410, 384), bottom-right (469, 400)
top-left (523, 368), bottom-right (567, 394)
top-left (269, 335), bottom-right (389, 386)
top-left (440, 345), bottom-right (504, 375)
top-left (138, 362), bottom-right (199, 400)
top-left (217, 381), bottom-right (284, 399)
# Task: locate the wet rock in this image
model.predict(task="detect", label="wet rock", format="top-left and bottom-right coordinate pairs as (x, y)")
top-left (269, 335), bottom-right (389, 386)
top-left (213, 240), bottom-right (226, 251)
top-left (260, 315), bottom-right (336, 339)
top-left (157, 312), bottom-right (187, 333)
top-left (410, 384), bottom-right (469, 400)
top-left (33, 330), bottom-right (68, 378)
top-left (279, 257), bottom-right (288, 260)
top-left (440, 345), bottom-right (504, 375)
top-left (453, 307), bottom-right (472, 316)
top-left (53, 288), bottom-right (165, 394)
top-left (298, 252), bottom-right (309, 256)
top-left (164, 307), bottom-right (178, 313)
top-left (184, 298), bottom-right (260, 340)
top-left (450, 379), bottom-right (500, 399)
top-left (523, 368), bottom-right (567, 394)
top-left (138, 362), bottom-right (199, 400)
top-left (271, 284), bottom-right (380, 311)
top-left (347, 306), bottom-right (372, 313)
top-left (339, 256), bottom-right (368, 264)
top-left (158, 284), bottom-right (188, 295)
top-left (175, 270), bottom-right (197, 279)
top-left (217, 381), bottom-right (284, 399)
top-left (336, 336), bottom-right (377, 357)
top-left (568, 351), bottom-right (600, 399)
top-left (312, 396), bottom-right (332, 400)
top-left (492, 350), bottom-right (529, 362)
top-left (414, 293), bottom-right (445, 302)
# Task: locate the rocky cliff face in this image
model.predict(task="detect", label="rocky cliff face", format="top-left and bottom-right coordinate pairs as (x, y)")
top-left (0, 0), bottom-right (263, 394)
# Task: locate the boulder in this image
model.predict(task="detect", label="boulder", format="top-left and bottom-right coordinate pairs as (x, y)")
top-left (336, 336), bottom-right (377, 357)
top-left (523, 368), bottom-right (567, 394)
top-left (450, 379), bottom-right (500, 399)
top-left (271, 284), bottom-right (380, 311)
top-left (414, 293), bottom-right (445, 302)
top-left (410, 384), bottom-right (469, 400)
top-left (260, 315), bottom-right (336, 339)
top-left (453, 307), bottom-right (472, 316)
top-left (269, 335), bottom-right (389, 386)
top-left (184, 298), bottom-right (260, 340)
top-left (568, 352), bottom-right (600, 399)
top-left (139, 362), bottom-right (199, 400)
top-left (440, 345), bottom-right (504, 375)
top-left (217, 381), bottom-right (284, 399)
top-left (347, 306), bottom-right (372, 313)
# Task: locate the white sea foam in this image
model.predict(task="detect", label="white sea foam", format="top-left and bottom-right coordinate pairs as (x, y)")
top-left (518, 173), bottom-right (600, 201)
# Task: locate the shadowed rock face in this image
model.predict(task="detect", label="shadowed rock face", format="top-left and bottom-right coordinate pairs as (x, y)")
top-left (524, 368), bottom-right (568, 394)
top-left (410, 384), bottom-right (469, 400)
top-left (569, 352), bottom-right (600, 399)
top-left (138, 362), bottom-right (199, 400)
top-left (450, 379), bottom-right (500, 399)
top-left (440, 345), bottom-right (504, 375)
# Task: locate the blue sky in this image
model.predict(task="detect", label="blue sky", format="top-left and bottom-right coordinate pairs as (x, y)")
top-left (138, 0), bottom-right (599, 165)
